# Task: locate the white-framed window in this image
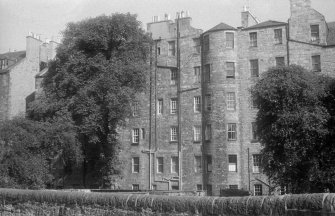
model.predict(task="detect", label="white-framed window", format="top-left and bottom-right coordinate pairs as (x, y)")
top-left (205, 124), bottom-right (212, 141)
top-left (312, 55), bottom-right (321, 72)
top-left (204, 64), bottom-right (210, 82)
top-left (207, 155), bottom-right (212, 172)
top-left (193, 126), bottom-right (201, 142)
top-left (274, 29), bottom-right (283, 44)
top-left (226, 32), bottom-right (234, 48)
top-left (170, 127), bottom-right (178, 142)
top-left (157, 99), bottom-right (163, 115)
top-left (310, 25), bottom-right (320, 42)
top-left (194, 156), bottom-right (202, 173)
top-left (194, 96), bottom-right (201, 113)
top-left (250, 32), bottom-right (257, 47)
top-left (171, 69), bottom-right (177, 85)
top-left (132, 157), bottom-right (140, 173)
top-left (157, 157), bottom-right (163, 173)
top-left (132, 101), bottom-right (139, 116)
top-left (168, 41), bottom-right (176, 56)
top-left (226, 92), bottom-right (236, 111)
top-left (205, 94), bottom-right (212, 111)
top-left (275, 57), bottom-right (285, 67)
top-left (228, 154), bottom-right (237, 172)
top-left (251, 122), bottom-right (258, 141)
top-left (227, 123), bottom-right (237, 141)
top-left (253, 154), bottom-right (261, 173)
top-left (171, 156), bottom-right (179, 173)
top-left (254, 184), bottom-right (263, 196)
top-left (229, 185), bottom-right (238, 189)
top-left (194, 66), bottom-right (201, 83)
top-left (132, 128), bottom-right (139, 144)
top-left (226, 62), bottom-right (235, 78)
top-left (203, 35), bottom-right (209, 52)
top-left (132, 184), bottom-right (139, 190)
top-left (250, 59), bottom-right (259, 77)
top-left (170, 98), bottom-right (177, 114)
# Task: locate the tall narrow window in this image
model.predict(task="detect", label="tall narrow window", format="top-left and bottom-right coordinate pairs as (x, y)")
top-left (194, 96), bottom-right (201, 113)
top-left (274, 29), bottom-right (283, 44)
top-left (168, 41), bottom-right (176, 56)
top-left (228, 123), bottom-right (237, 141)
top-left (253, 154), bottom-right (261, 173)
top-left (311, 25), bottom-right (320, 42)
top-left (193, 126), bottom-right (201, 142)
top-left (194, 66), bottom-right (201, 83)
top-left (194, 156), bottom-right (202, 173)
top-left (141, 128), bottom-right (145, 139)
top-left (170, 127), bottom-right (178, 142)
top-left (157, 99), bottom-right (163, 115)
top-left (207, 155), bottom-right (212, 172)
top-left (193, 38), bottom-right (201, 53)
top-left (132, 128), bottom-right (139, 144)
top-left (132, 101), bottom-right (139, 116)
top-left (228, 155), bottom-right (237, 172)
top-left (250, 59), bottom-right (259, 77)
top-left (204, 64), bottom-right (210, 82)
top-left (171, 69), bottom-right (177, 85)
top-left (205, 94), bottom-right (212, 111)
top-left (157, 47), bottom-right (161, 55)
top-left (205, 124), bottom-right (212, 141)
top-left (157, 157), bottom-right (163, 173)
top-left (254, 184), bottom-right (263, 196)
top-left (251, 122), bottom-right (258, 141)
top-left (203, 35), bottom-right (209, 52)
top-left (170, 98), bottom-right (177, 114)
top-left (226, 62), bottom-right (235, 78)
top-left (226, 92), bottom-right (236, 111)
top-left (312, 55), bottom-right (321, 72)
top-left (171, 156), bottom-right (179, 173)
top-left (226, 32), bottom-right (234, 48)
top-left (250, 32), bottom-right (257, 47)
top-left (132, 157), bottom-right (140, 173)
top-left (275, 57), bottom-right (285, 67)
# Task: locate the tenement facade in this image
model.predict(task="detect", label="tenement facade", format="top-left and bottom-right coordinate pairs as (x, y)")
top-left (119, 0), bottom-right (335, 196)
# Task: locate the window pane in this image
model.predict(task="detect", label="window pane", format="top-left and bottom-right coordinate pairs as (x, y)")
top-left (254, 184), bottom-right (263, 196)
top-left (226, 32), bottom-right (234, 48)
top-left (226, 62), bottom-right (235, 78)
top-left (250, 59), bottom-right (259, 77)
top-left (253, 154), bottom-right (261, 173)
top-left (194, 66), bottom-right (201, 83)
top-left (171, 156), bottom-right (179, 173)
top-left (132, 128), bottom-right (139, 143)
top-left (275, 57), bottom-right (285, 67)
top-left (133, 101), bottom-right (139, 116)
top-left (194, 96), bottom-right (201, 113)
top-left (207, 155), bottom-right (212, 172)
top-left (228, 123), bottom-right (237, 141)
top-left (205, 124), bottom-right (212, 141)
top-left (227, 92), bottom-right (236, 111)
top-left (132, 157), bottom-right (139, 173)
top-left (170, 127), bottom-right (178, 141)
top-left (158, 99), bottom-right (163, 114)
top-left (312, 55), bottom-right (321, 72)
top-left (168, 41), bottom-right (176, 56)
top-left (311, 25), bottom-right (319, 42)
top-left (204, 64), bottom-right (210, 82)
top-left (251, 122), bottom-right (258, 141)
top-left (157, 157), bottom-right (164, 173)
top-left (171, 69), bottom-right (177, 85)
top-left (274, 29), bottom-right (283, 44)
top-left (250, 32), bottom-right (257, 47)
top-left (205, 94), bottom-right (212, 111)
top-left (193, 126), bottom-right (201, 142)
top-left (193, 38), bottom-right (201, 53)
top-left (229, 185), bottom-right (238, 189)
top-left (195, 156), bottom-right (202, 173)
top-left (170, 98), bottom-right (177, 114)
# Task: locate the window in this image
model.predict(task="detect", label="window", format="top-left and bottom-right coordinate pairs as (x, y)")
top-left (253, 154), bottom-right (261, 173)
top-left (227, 123), bottom-right (237, 141)
top-left (194, 156), bottom-right (202, 173)
top-left (193, 38), bottom-right (201, 53)
top-left (157, 99), bottom-right (163, 115)
top-left (205, 124), bottom-right (212, 141)
top-left (170, 127), bottom-right (178, 142)
top-left (204, 94), bottom-right (211, 111)
top-left (310, 25), bottom-right (320, 42)
top-left (226, 32), bottom-right (234, 48)
top-left (251, 95), bottom-right (258, 109)
top-left (251, 122), bottom-right (258, 141)
top-left (312, 55), bottom-right (321, 72)
top-left (152, 185), bottom-right (157, 190)
top-left (157, 47), bottom-right (161, 55)
top-left (280, 185), bottom-right (286, 195)
top-left (229, 185), bottom-right (238, 189)
top-left (172, 185), bottom-right (179, 190)
top-left (168, 41), bottom-right (176, 56)
top-left (194, 66), bottom-right (201, 83)
top-left (194, 96), bottom-right (201, 113)
top-left (250, 59), bottom-right (259, 77)
top-left (171, 69), bottom-right (177, 85)
top-left (132, 184), bottom-right (139, 190)
top-left (203, 35), bottom-right (209, 52)
top-left (228, 154), bottom-right (237, 172)
top-left (132, 101), bottom-right (139, 116)
top-left (204, 64), bottom-right (210, 82)
top-left (171, 156), bottom-right (179, 173)
top-left (226, 62), bottom-right (235, 78)
top-left (193, 126), bottom-right (201, 142)
top-left (157, 157), bottom-right (163, 173)
top-left (197, 184), bottom-right (203, 191)
top-left (141, 128), bottom-right (145, 139)
top-left (207, 184), bottom-right (212, 196)
top-left (132, 157), bottom-right (140, 173)
top-left (170, 98), bottom-right (177, 114)
top-left (250, 32), bottom-right (257, 47)
top-left (132, 129), bottom-right (139, 144)
top-left (207, 155), bottom-right (212, 172)
top-left (254, 184), bottom-right (263, 196)
top-left (226, 92), bottom-right (236, 111)
top-left (275, 57), bottom-right (285, 67)
top-left (274, 29), bottom-right (283, 44)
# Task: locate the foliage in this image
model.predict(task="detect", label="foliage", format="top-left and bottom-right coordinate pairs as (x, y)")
top-left (28, 13), bottom-right (152, 187)
top-left (252, 65), bottom-right (335, 193)
top-left (220, 189), bottom-right (250, 197)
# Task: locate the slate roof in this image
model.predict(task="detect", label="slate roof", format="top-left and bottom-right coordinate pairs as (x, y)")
top-left (205, 22), bottom-right (236, 33)
top-left (327, 22), bottom-right (335, 46)
top-left (0, 50), bottom-right (26, 61)
top-left (243, 20), bottom-right (287, 31)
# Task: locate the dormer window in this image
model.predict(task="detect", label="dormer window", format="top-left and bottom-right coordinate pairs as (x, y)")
top-left (0, 59), bottom-right (8, 70)
top-left (310, 25), bottom-right (320, 43)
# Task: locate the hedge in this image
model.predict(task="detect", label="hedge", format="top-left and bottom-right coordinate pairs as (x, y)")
top-left (0, 189), bottom-right (335, 215)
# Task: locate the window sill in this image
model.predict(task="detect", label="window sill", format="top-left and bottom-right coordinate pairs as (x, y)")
top-left (226, 76), bottom-right (235, 79)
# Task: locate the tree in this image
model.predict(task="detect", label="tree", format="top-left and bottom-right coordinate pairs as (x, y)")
top-left (28, 13), bottom-right (151, 187)
top-left (251, 65), bottom-right (335, 193)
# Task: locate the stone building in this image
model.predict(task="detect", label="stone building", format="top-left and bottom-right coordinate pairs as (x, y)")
top-left (119, 0), bottom-right (335, 196)
top-left (0, 33), bottom-right (58, 121)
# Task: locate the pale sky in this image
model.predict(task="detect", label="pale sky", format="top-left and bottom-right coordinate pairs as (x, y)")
top-left (1, 0), bottom-right (335, 54)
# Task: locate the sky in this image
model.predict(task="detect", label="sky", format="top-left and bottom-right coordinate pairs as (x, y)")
top-left (1, 0), bottom-right (335, 54)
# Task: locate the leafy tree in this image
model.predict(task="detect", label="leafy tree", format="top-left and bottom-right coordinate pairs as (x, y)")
top-left (28, 13), bottom-right (151, 187)
top-left (251, 65), bottom-right (335, 193)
